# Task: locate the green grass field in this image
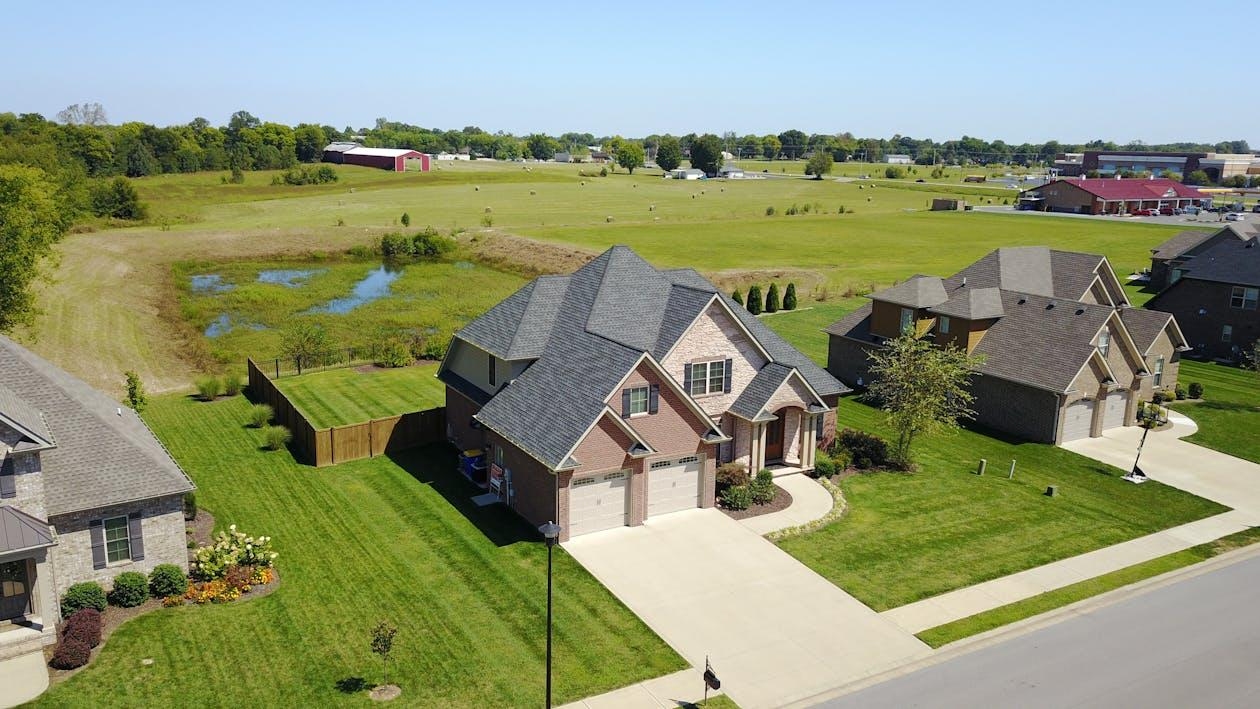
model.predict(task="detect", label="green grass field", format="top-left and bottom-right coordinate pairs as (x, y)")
top-left (1173, 360), bottom-right (1260, 463)
top-left (755, 301), bottom-right (862, 365)
top-left (34, 394), bottom-right (683, 707)
top-left (272, 364), bottom-right (445, 429)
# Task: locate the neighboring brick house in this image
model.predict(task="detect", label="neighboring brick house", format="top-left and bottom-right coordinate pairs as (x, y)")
top-left (1017, 178), bottom-right (1209, 215)
top-left (1148, 225), bottom-right (1254, 290)
top-left (1146, 231), bottom-right (1260, 363)
top-left (826, 247), bottom-right (1189, 445)
top-left (438, 246), bottom-right (847, 541)
top-left (0, 335), bottom-right (193, 656)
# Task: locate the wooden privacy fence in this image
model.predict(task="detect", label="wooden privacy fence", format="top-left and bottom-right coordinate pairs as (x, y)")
top-left (246, 358), bottom-right (446, 467)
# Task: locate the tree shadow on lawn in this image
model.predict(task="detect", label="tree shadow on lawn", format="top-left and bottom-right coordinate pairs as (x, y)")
top-left (386, 443), bottom-right (539, 548)
top-left (1181, 400), bottom-right (1258, 413)
top-left (334, 677), bottom-right (371, 693)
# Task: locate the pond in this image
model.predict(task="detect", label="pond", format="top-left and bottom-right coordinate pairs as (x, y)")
top-left (304, 265), bottom-right (402, 314)
top-left (205, 313), bottom-right (266, 338)
top-left (257, 269), bottom-right (325, 288)
top-left (190, 274), bottom-right (233, 293)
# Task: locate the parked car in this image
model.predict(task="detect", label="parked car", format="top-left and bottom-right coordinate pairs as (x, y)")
top-left (1183, 206), bottom-right (1201, 215)
top-left (1226, 213), bottom-right (1246, 222)
top-left (1159, 206), bottom-right (1175, 216)
top-left (1136, 208), bottom-right (1160, 216)
top-left (1252, 205), bottom-right (1260, 213)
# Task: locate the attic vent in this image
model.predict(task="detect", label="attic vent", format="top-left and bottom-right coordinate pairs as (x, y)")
top-left (962, 277), bottom-right (967, 287)
top-left (1076, 308), bottom-right (1085, 315)
top-left (1017, 298), bottom-right (1027, 305)
top-left (1045, 303), bottom-right (1055, 310)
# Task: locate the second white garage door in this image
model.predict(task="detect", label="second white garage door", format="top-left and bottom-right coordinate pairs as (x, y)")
top-left (568, 470), bottom-right (629, 537)
top-left (1060, 398), bottom-right (1095, 443)
top-left (647, 455), bottom-right (704, 518)
top-left (1102, 390), bottom-right (1128, 430)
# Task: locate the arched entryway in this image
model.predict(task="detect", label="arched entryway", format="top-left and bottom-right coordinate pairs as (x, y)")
top-left (765, 412), bottom-right (785, 463)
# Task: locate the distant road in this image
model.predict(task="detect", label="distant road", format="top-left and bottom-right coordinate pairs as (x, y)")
top-left (814, 553), bottom-right (1260, 709)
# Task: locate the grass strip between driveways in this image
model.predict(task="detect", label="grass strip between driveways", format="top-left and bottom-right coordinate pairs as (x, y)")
top-left (916, 526), bottom-right (1260, 648)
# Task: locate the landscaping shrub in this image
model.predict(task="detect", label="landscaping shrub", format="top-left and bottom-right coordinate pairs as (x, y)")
top-left (830, 447), bottom-right (852, 471)
top-left (263, 425), bottom-right (291, 451)
top-left (732, 290), bottom-right (744, 306)
top-left (885, 166), bottom-right (906, 179)
top-left (248, 403), bottom-right (273, 428)
top-left (720, 484), bottom-right (752, 511)
top-left (376, 339), bottom-right (412, 368)
top-left (836, 428), bottom-right (890, 469)
top-left (400, 212), bottom-right (410, 227)
top-left (149, 564), bottom-right (189, 598)
top-left (765, 283), bottom-right (780, 313)
top-left (420, 336), bottom-right (449, 360)
top-left (191, 524), bottom-right (278, 580)
top-left (50, 638), bottom-right (91, 670)
top-left (765, 206), bottom-right (776, 216)
top-left (1152, 390), bottom-right (1166, 404)
top-left (108, 571), bottom-right (149, 608)
top-left (222, 376), bottom-right (242, 397)
top-left (195, 375), bottom-right (223, 401)
top-left (62, 608), bottom-right (102, 649)
top-left (279, 164), bottom-right (338, 185)
top-left (1189, 382), bottom-right (1204, 399)
top-left (750, 469), bottom-right (776, 505)
top-left (746, 285), bottom-right (763, 314)
top-left (715, 462), bottom-right (749, 491)
top-left (813, 453), bottom-right (837, 479)
top-left (783, 283), bottom-right (797, 310)
top-left (1175, 385), bottom-right (1187, 400)
top-left (61, 582), bottom-right (107, 618)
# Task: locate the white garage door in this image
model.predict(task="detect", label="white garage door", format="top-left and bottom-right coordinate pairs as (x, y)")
top-left (1102, 391), bottom-right (1128, 430)
top-left (647, 455), bottom-right (704, 518)
top-left (1061, 399), bottom-right (1095, 442)
top-left (568, 470), bottom-right (629, 537)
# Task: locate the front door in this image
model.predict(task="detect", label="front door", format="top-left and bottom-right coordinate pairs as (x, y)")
top-left (0, 560), bottom-right (31, 621)
top-left (765, 415), bottom-right (784, 462)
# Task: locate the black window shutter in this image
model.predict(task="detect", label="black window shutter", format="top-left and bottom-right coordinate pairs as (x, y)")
top-left (723, 359), bottom-right (733, 393)
top-left (89, 520), bottom-right (106, 569)
top-left (816, 414), bottom-right (824, 438)
top-left (683, 365), bottom-right (692, 393)
top-left (127, 512), bottom-right (145, 561)
top-left (0, 457), bottom-right (15, 498)
top-left (649, 383), bottom-right (659, 414)
top-left (621, 389), bottom-right (631, 419)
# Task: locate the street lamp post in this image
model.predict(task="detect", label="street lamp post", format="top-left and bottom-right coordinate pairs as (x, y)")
top-left (539, 521), bottom-right (562, 708)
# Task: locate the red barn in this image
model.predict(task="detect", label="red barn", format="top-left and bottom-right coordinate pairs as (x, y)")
top-left (331, 146), bottom-right (430, 172)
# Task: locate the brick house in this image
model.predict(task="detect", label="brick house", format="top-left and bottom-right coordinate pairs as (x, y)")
top-left (1147, 224), bottom-right (1256, 291)
top-left (1146, 231), bottom-right (1260, 362)
top-left (1, 335), bottom-right (193, 657)
top-left (826, 247), bottom-right (1188, 445)
top-left (1017, 178), bottom-right (1209, 215)
top-left (438, 246), bottom-right (847, 541)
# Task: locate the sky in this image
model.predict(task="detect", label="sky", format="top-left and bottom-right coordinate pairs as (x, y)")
top-left (4, 0), bottom-right (1258, 145)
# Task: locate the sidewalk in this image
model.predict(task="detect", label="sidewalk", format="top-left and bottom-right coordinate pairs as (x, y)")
top-left (0, 650), bottom-right (49, 709)
top-left (740, 474), bottom-right (833, 536)
top-left (557, 669), bottom-right (720, 709)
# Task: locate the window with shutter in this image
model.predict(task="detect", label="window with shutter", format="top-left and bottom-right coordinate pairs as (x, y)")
top-left (648, 383), bottom-right (659, 414)
top-left (103, 516), bottom-right (131, 563)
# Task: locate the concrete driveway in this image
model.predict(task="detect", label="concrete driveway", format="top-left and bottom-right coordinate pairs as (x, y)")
top-left (563, 509), bottom-right (928, 709)
top-left (1063, 411), bottom-right (1260, 522)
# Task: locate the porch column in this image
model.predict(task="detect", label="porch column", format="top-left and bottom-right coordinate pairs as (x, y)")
top-left (804, 414), bottom-right (817, 469)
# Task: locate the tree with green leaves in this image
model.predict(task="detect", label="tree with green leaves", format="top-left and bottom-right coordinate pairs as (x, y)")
top-left (90, 177), bottom-right (148, 220)
top-left (525, 133), bottom-right (558, 161)
top-left (689, 134), bottom-right (723, 176)
top-left (370, 621), bottom-right (398, 687)
top-left (0, 165), bottom-right (71, 332)
top-left (784, 283), bottom-right (797, 310)
top-left (866, 333), bottom-right (981, 469)
top-left (777, 130), bottom-right (807, 159)
top-left (280, 322), bottom-right (338, 371)
top-left (732, 289), bottom-right (744, 306)
top-left (616, 141), bottom-right (645, 174)
top-left (293, 123), bottom-right (327, 163)
top-left (1184, 169), bottom-right (1212, 186)
top-left (762, 135), bottom-right (781, 160)
top-left (124, 371), bottom-right (147, 412)
top-left (805, 152), bottom-right (834, 179)
top-left (655, 136), bottom-right (682, 172)
top-left (400, 212), bottom-right (410, 227)
top-left (746, 285), bottom-right (763, 314)
top-left (765, 283), bottom-right (780, 312)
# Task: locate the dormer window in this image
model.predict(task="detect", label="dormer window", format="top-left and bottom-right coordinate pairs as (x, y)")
top-left (900, 308), bottom-right (914, 334)
top-left (1097, 329), bottom-right (1110, 357)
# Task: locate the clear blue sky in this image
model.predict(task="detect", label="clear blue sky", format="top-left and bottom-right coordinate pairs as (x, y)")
top-left (5, 0), bottom-right (1256, 145)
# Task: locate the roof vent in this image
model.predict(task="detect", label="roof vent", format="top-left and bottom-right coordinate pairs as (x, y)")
top-left (962, 277), bottom-right (967, 287)
top-left (1017, 297), bottom-right (1027, 305)
top-left (1045, 303), bottom-right (1055, 310)
top-left (1076, 308), bottom-right (1085, 315)
top-left (116, 407), bottom-right (122, 416)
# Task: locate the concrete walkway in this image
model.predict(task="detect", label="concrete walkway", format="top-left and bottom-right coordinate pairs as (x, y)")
top-left (884, 411), bottom-right (1260, 634)
top-left (0, 650), bottom-right (49, 709)
top-left (563, 509), bottom-right (928, 709)
top-left (740, 474), bottom-right (833, 536)
top-left (557, 669), bottom-right (723, 709)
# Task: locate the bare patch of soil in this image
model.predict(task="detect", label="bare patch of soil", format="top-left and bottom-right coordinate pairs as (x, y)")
top-left (463, 230), bottom-right (597, 277)
top-left (370, 684), bottom-right (402, 702)
top-left (707, 267), bottom-right (824, 297)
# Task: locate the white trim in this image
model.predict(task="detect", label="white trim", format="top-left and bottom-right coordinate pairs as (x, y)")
top-left (660, 293), bottom-right (773, 364)
top-left (600, 406), bottom-right (655, 454)
top-left (1094, 256), bottom-right (1131, 306)
top-left (1083, 275), bottom-right (1115, 307)
top-left (1103, 311), bottom-right (1148, 374)
top-left (0, 412), bottom-right (54, 451)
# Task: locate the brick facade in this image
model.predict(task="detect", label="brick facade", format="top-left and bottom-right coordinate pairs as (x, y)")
top-left (662, 301), bottom-right (769, 417)
top-left (444, 386), bottom-right (483, 453)
top-left (970, 375), bottom-right (1060, 443)
top-left (1150, 279), bottom-right (1259, 362)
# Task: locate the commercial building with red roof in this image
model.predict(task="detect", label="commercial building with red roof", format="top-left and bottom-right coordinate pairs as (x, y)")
top-left (1018, 178), bottom-right (1211, 215)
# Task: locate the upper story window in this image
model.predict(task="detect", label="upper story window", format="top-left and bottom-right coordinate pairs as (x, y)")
top-left (1170, 269), bottom-right (1183, 284)
top-left (627, 386), bottom-right (649, 416)
top-left (1153, 355), bottom-right (1165, 386)
top-left (689, 360), bottom-right (726, 396)
top-left (1097, 329), bottom-right (1111, 357)
top-left (1231, 286), bottom-right (1258, 311)
top-left (104, 516), bottom-right (131, 564)
top-left (938, 316), bottom-right (951, 335)
top-left (900, 308), bottom-right (915, 334)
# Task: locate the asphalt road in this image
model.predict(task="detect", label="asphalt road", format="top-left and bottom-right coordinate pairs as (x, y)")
top-left (814, 554), bottom-right (1260, 709)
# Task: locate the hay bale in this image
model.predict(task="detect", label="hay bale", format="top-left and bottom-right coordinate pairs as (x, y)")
top-left (606, 216), bottom-right (614, 223)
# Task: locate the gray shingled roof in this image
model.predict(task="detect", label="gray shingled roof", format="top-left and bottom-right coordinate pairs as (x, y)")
top-left (950, 247), bottom-right (1108, 302)
top-left (1118, 308), bottom-right (1176, 354)
top-left (929, 287), bottom-right (1005, 320)
top-left (460, 247), bottom-right (846, 470)
top-left (869, 276), bottom-right (948, 308)
top-left (0, 335), bottom-right (194, 517)
top-left (0, 383), bottom-right (54, 449)
top-left (0, 505), bottom-right (55, 553)
top-left (729, 363), bottom-right (794, 421)
top-left (1178, 235), bottom-right (1260, 288)
top-left (970, 293), bottom-right (1117, 392)
top-left (1049, 250), bottom-right (1108, 301)
top-left (1151, 230), bottom-right (1213, 260)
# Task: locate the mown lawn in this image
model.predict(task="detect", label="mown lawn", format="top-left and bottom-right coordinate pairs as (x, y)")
top-left (35, 394), bottom-right (682, 707)
top-left (755, 300), bottom-right (862, 366)
top-left (775, 401), bottom-right (1229, 611)
top-left (1173, 360), bottom-right (1260, 463)
top-left (273, 363), bottom-right (444, 428)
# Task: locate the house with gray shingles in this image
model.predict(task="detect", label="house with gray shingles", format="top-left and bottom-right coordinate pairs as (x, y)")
top-left (826, 247), bottom-right (1189, 445)
top-left (0, 335), bottom-right (193, 656)
top-left (1147, 224), bottom-right (1255, 291)
top-left (438, 246), bottom-right (847, 541)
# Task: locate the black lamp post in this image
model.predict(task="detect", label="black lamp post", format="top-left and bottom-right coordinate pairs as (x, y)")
top-left (538, 521), bottom-right (562, 708)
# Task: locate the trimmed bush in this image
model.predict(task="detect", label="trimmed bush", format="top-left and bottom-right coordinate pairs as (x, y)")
top-left (61, 582), bottom-right (107, 618)
top-left (783, 283), bottom-right (798, 310)
top-left (1188, 382), bottom-right (1204, 399)
top-left (746, 285), bottom-right (763, 314)
top-left (830, 447), bottom-right (852, 471)
top-left (1175, 385), bottom-right (1187, 400)
top-left (715, 462), bottom-right (749, 490)
top-left (732, 289), bottom-right (744, 306)
top-left (750, 469), bottom-right (776, 505)
top-left (836, 428), bottom-right (890, 469)
top-left (263, 425), bottom-right (291, 451)
top-left (222, 376), bottom-right (242, 397)
top-left (108, 571), bottom-right (149, 608)
top-left (813, 453), bottom-right (837, 479)
top-left (50, 638), bottom-right (91, 670)
top-left (765, 284), bottom-right (780, 313)
top-left (765, 205), bottom-right (776, 216)
top-left (720, 484), bottom-right (752, 511)
top-left (195, 376), bottom-right (223, 401)
top-left (149, 564), bottom-right (189, 598)
top-left (248, 403), bottom-right (273, 428)
top-left (62, 608), bottom-right (102, 649)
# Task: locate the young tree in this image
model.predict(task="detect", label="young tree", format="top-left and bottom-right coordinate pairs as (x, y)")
top-left (783, 283), bottom-right (797, 310)
top-left (616, 141), bottom-right (645, 174)
top-left (370, 621), bottom-right (398, 687)
top-left (732, 289), bottom-right (744, 306)
top-left (280, 322), bottom-right (337, 370)
top-left (400, 212), bottom-right (410, 227)
top-left (655, 136), bottom-right (682, 172)
top-left (90, 177), bottom-right (148, 220)
top-left (805, 152), bottom-right (834, 179)
top-left (689, 134), bottom-right (724, 176)
top-left (0, 165), bottom-right (71, 332)
top-left (866, 334), bottom-right (980, 469)
top-left (765, 283), bottom-right (780, 312)
top-left (1184, 170), bottom-right (1212, 186)
top-left (124, 371), bottom-right (147, 413)
top-left (746, 285), bottom-right (763, 315)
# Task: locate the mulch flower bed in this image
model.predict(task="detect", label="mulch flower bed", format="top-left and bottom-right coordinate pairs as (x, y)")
top-left (720, 485), bottom-right (793, 520)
